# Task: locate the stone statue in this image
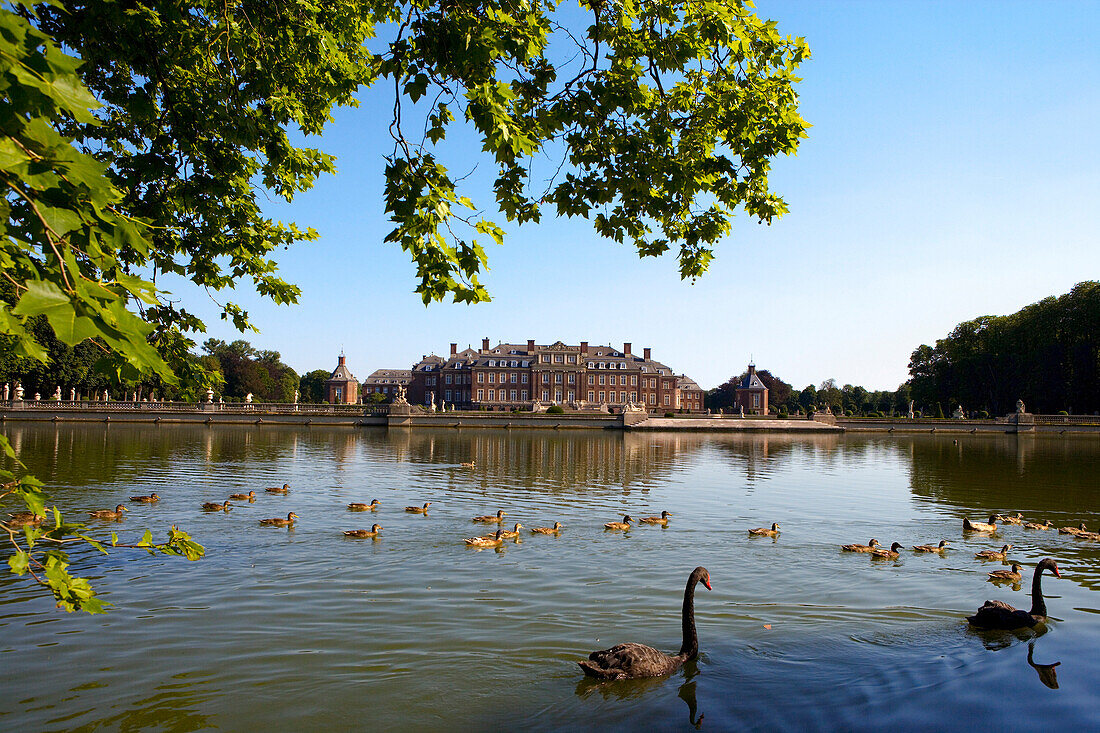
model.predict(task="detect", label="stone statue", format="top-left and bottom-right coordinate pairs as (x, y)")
top-left (2, 383), bottom-right (8, 400)
top-left (429, 393), bottom-right (436, 412)
top-left (70, 387), bottom-right (76, 401)
top-left (206, 388), bottom-right (215, 403)
top-left (907, 400), bottom-right (915, 419)
top-left (219, 397), bottom-right (224, 404)
top-left (34, 392), bottom-right (41, 401)
top-left (293, 389), bottom-right (299, 404)
top-left (393, 384), bottom-right (409, 406)
top-left (102, 389), bottom-right (109, 401)
top-left (739, 405), bottom-right (745, 418)
top-left (54, 386), bottom-right (61, 400)
top-left (1016, 399), bottom-right (1026, 415)
top-left (16, 383), bottom-right (24, 400)
top-left (952, 405), bottom-right (965, 419)
top-left (245, 392), bottom-right (253, 403)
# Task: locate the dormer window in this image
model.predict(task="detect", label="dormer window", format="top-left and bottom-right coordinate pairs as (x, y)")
top-left (488, 360), bottom-right (495, 367)
top-left (510, 361), bottom-right (518, 367)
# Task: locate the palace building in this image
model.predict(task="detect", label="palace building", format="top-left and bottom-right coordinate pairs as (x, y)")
top-left (389, 339), bottom-right (704, 413)
top-left (324, 354), bottom-right (360, 404)
top-left (734, 363), bottom-right (769, 415)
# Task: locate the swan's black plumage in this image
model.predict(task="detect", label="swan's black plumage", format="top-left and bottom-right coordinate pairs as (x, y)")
top-left (968, 558), bottom-right (1060, 629)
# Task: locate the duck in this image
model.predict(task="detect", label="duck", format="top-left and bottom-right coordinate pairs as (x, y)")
top-left (464, 529), bottom-right (504, 548)
top-left (1000, 513), bottom-right (1025, 525)
top-left (343, 524), bottom-right (383, 538)
top-left (963, 515), bottom-right (1000, 532)
top-left (6, 511), bottom-right (44, 528)
top-left (530, 522), bottom-right (564, 535)
top-left (405, 502), bottom-right (432, 514)
top-left (748, 522), bottom-right (780, 537)
top-left (88, 504), bottom-right (127, 519)
top-left (871, 542), bottom-right (903, 559)
top-left (265, 483), bottom-right (290, 494)
top-left (974, 544), bottom-right (1012, 560)
top-left (1076, 530), bottom-right (1100, 542)
top-left (1024, 519), bottom-right (1053, 530)
top-left (1058, 522), bottom-right (1087, 536)
top-left (347, 500), bottom-right (380, 512)
top-left (259, 512), bottom-right (298, 526)
top-left (968, 558), bottom-right (1061, 629)
top-left (201, 500), bottom-right (232, 512)
top-left (473, 510), bottom-right (507, 523)
top-left (493, 522), bottom-right (524, 539)
top-left (912, 540), bottom-right (950, 553)
top-left (460, 460), bottom-right (476, 468)
top-left (640, 511), bottom-right (673, 526)
top-left (129, 492), bottom-right (160, 503)
top-left (604, 515), bottom-right (633, 531)
top-left (988, 563), bottom-right (1024, 583)
top-left (228, 491), bottom-right (256, 502)
top-left (841, 539), bottom-right (880, 553)
top-left (579, 567), bottom-right (711, 679)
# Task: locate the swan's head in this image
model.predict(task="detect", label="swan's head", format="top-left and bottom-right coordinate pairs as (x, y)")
top-left (694, 566), bottom-right (712, 591)
top-left (1038, 558), bottom-right (1061, 577)
top-left (869, 539), bottom-right (880, 547)
top-left (371, 524), bottom-right (382, 532)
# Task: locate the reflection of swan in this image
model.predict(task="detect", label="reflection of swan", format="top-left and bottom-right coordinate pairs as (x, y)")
top-left (579, 567), bottom-right (711, 679)
top-left (968, 558), bottom-right (1061, 629)
top-left (678, 670), bottom-right (705, 728)
top-left (1027, 641), bottom-right (1061, 689)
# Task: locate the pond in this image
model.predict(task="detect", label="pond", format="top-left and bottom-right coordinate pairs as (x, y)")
top-left (2, 424), bottom-right (1099, 730)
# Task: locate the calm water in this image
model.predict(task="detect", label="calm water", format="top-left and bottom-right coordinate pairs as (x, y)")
top-left (2, 424), bottom-right (1100, 731)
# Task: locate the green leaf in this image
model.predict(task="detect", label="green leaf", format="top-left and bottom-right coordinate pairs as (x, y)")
top-left (8, 551), bottom-right (30, 576)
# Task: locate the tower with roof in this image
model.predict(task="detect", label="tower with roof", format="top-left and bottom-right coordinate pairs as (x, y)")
top-left (325, 353), bottom-right (360, 404)
top-left (735, 363), bottom-right (769, 415)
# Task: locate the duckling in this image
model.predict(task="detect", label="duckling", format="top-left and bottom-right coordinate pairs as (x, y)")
top-left (405, 502), bottom-right (432, 514)
top-left (201, 501), bottom-right (232, 512)
top-left (604, 515), bottom-right (633, 531)
top-left (343, 524), bottom-right (383, 538)
top-left (228, 491), bottom-right (256, 502)
top-left (464, 529), bottom-right (503, 548)
top-left (473, 509), bottom-right (507, 523)
top-left (975, 544), bottom-right (1012, 560)
top-left (987, 563), bottom-right (1024, 583)
top-left (347, 500), bottom-right (380, 512)
top-left (963, 515), bottom-right (1000, 532)
top-left (748, 522), bottom-right (780, 537)
top-left (1058, 522), bottom-right (1087, 536)
top-left (88, 504), bottom-right (128, 520)
top-left (1076, 531), bottom-right (1100, 542)
top-left (6, 511), bottom-right (44, 528)
top-left (265, 483), bottom-right (290, 494)
top-left (639, 511), bottom-right (673, 526)
top-left (1024, 519), bottom-right (1053, 530)
top-left (493, 522), bottom-right (523, 539)
top-left (1000, 513), bottom-right (1025, 525)
top-left (259, 512), bottom-right (298, 526)
top-left (530, 522), bottom-right (564, 535)
top-left (871, 542), bottom-right (903, 559)
top-left (460, 460), bottom-right (476, 468)
top-left (129, 492), bottom-right (160, 503)
top-left (841, 539), bottom-right (881, 553)
top-left (912, 540), bottom-right (950, 553)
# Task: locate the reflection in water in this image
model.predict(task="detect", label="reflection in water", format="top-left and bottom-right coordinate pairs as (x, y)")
top-left (1027, 642), bottom-right (1061, 690)
top-left (677, 664), bottom-right (704, 729)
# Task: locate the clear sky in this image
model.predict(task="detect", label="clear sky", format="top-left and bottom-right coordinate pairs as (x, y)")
top-left (172, 1), bottom-right (1100, 391)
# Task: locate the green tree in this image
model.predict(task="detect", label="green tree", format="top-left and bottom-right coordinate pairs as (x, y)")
top-left (298, 369), bottom-right (331, 404)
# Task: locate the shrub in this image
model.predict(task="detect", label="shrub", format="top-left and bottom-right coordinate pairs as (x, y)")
top-left (778, 410), bottom-right (789, 419)
top-left (664, 411), bottom-right (674, 418)
top-left (546, 405), bottom-right (564, 414)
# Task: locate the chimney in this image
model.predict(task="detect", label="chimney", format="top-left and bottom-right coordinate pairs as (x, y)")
top-left (580, 341), bottom-right (589, 355)
top-left (623, 342), bottom-right (632, 356)
top-left (527, 339), bottom-right (535, 354)
top-left (748, 362), bottom-right (756, 375)
top-left (481, 337), bottom-right (490, 353)
top-left (643, 347), bottom-right (651, 360)
top-left (338, 355), bottom-right (346, 366)
top-left (450, 343), bottom-right (457, 356)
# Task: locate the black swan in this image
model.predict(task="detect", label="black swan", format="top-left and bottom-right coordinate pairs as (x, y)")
top-left (968, 558), bottom-right (1061, 629)
top-left (579, 566), bottom-right (711, 679)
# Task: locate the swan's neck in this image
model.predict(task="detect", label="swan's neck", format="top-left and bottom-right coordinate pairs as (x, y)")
top-left (679, 575), bottom-right (700, 659)
top-left (1029, 566), bottom-right (1048, 618)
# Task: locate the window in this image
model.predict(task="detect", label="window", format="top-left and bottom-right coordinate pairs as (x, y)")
top-left (620, 391), bottom-right (626, 403)
top-left (588, 362), bottom-right (595, 368)
top-left (599, 391), bottom-right (605, 402)
top-left (510, 373), bottom-right (517, 383)
top-left (521, 374), bottom-right (528, 384)
top-left (630, 375), bottom-right (637, 385)
top-left (568, 355), bottom-right (576, 364)
top-left (609, 375), bottom-right (617, 386)
top-left (510, 361), bottom-right (518, 367)
top-left (488, 389), bottom-right (495, 401)
top-left (554, 354), bottom-right (563, 363)
top-left (588, 374), bottom-right (594, 385)
top-left (664, 394), bottom-right (671, 406)
top-left (599, 374), bottom-right (605, 385)
top-left (753, 394), bottom-right (760, 408)
top-left (630, 392), bottom-right (637, 402)
top-left (554, 373), bottom-right (562, 384)
top-left (477, 389), bottom-right (484, 401)
top-left (542, 390), bottom-right (550, 401)
top-left (510, 389), bottom-right (517, 401)
top-left (488, 373), bottom-right (495, 383)
top-left (542, 355), bottom-right (550, 363)
top-left (445, 390), bottom-right (452, 401)
top-left (555, 389), bottom-right (562, 402)
top-left (568, 390), bottom-right (575, 401)
top-left (477, 373), bottom-right (484, 383)
top-left (598, 362), bottom-right (605, 369)
top-left (588, 391), bottom-right (595, 401)
top-left (542, 373), bottom-right (550, 384)
top-left (488, 360), bottom-right (495, 367)
top-left (568, 373), bottom-right (575, 384)
top-left (649, 394), bottom-right (656, 405)
top-left (445, 374), bottom-right (452, 384)
top-left (521, 390), bottom-right (528, 400)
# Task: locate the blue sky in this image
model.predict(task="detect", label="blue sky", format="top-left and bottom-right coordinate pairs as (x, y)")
top-left (171, 1), bottom-right (1100, 391)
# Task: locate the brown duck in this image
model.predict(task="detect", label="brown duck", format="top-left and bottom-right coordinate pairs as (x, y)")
top-left (963, 515), bottom-right (1000, 532)
top-left (228, 491), bottom-right (256, 502)
top-left (265, 483), bottom-right (290, 494)
top-left (201, 501), bottom-right (232, 512)
top-left (1024, 520), bottom-right (1053, 530)
top-left (6, 511), bottom-right (44, 528)
top-left (579, 567), bottom-right (711, 679)
top-left (530, 522), bottom-right (564, 535)
top-left (841, 539), bottom-right (880, 553)
top-left (748, 522), bottom-right (780, 537)
top-left (129, 492), bottom-right (160, 503)
top-left (912, 540), bottom-right (950, 553)
top-left (464, 529), bottom-right (504, 548)
top-left (968, 558), bottom-right (1061, 629)
top-left (494, 522), bottom-right (524, 539)
top-left (871, 542), bottom-right (903, 559)
top-left (640, 511), bottom-right (673, 526)
top-left (88, 504), bottom-right (127, 519)
top-left (1058, 522), bottom-right (1087, 536)
top-left (343, 524), bottom-right (383, 538)
top-left (988, 563), bottom-right (1024, 583)
top-left (259, 512), bottom-right (298, 526)
top-left (473, 510), bottom-right (507, 523)
top-left (1000, 513), bottom-right (1025, 525)
top-left (604, 515), bottom-right (633, 531)
top-left (348, 500), bottom-right (380, 512)
top-left (975, 544), bottom-right (1012, 560)
top-left (405, 502), bottom-right (432, 514)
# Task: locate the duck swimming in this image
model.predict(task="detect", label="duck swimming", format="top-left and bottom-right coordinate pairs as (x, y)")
top-left (963, 515), bottom-right (1000, 532)
top-left (347, 500), bottom-right (380, 511)
top-left (265, 483), bottom-right (290, 494)
top-left (1000, 513), bottom-right (1025, 525)
top-left (129, 492), bottom-right (160, 503)
top-left (6, 511), bottom-right (44, 528)
top-left (473, 510), bottom-right (507, 523)
top-left (494, 522), bottom-right (524, 539)
top-left (871, 542), bottom-right (903, 559)
top-left (88, 505), bottom-right (127, 519)
top-left (530, 522), bottom-right (564, 535)
top-left (975, 544), bottom-right (1012, 561)
top-left (259, 512), bottom-right (298, 526)
top-left (343, 524), bottom-right (383, 538)
top-left (405, 502), bottom-right (432, 514)
top-left (841, 539), bottom-right (880, 553)
top-left (228, 491), bottom-right (256, 502)
top-left (604, 515), bottom-right (633, 531)
top-left (1024, 520), bottom-right (1053, 530)
top-left (748, 522), bottom-right (780, 537)
top-left (912, 540), bottom-right (950, 553)
top-left (640, 511), bottom-right (673, 526)
top-left (201, 501), bottom-right (232, 512)
top-left (988, 563), bottom-right (1024, 583)
top-left (1058, 522), bottom-right (1087, 536)
top-left (968, 558), bottom-right (1061, 629)
top-left (464, 529), bottom-right (504, 548)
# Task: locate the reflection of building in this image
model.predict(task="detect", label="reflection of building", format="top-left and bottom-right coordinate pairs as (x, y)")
top-left (395, 339), bottom-right (704, 412)
top-left (325, 354), bottom-right (360, 404)
top-left (362, 369), bottom-right (412, 400)
top-left (734, 363), bottom-right (769, 415)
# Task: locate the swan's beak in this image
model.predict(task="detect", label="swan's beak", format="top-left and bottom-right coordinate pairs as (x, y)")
top-left (703, 579), bottom-right (712, 590)
top-left (1053, 566), bottom-right (1061, 578)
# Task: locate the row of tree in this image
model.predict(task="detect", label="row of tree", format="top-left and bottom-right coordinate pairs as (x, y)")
top-left (705, 370), bottom-right (914, 418)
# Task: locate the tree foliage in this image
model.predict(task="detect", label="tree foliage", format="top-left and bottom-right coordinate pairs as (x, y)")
top-left (297, 368), bottom-right (332, 404)
top-left (201, 339), bottom-right (298, 402)
top-left (908, 282), bottom-right (1100, 415)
